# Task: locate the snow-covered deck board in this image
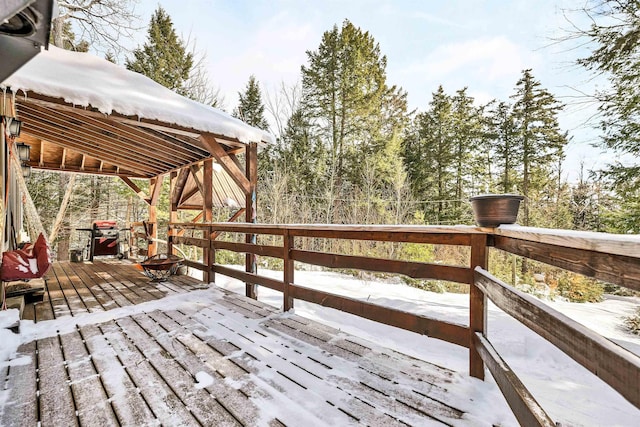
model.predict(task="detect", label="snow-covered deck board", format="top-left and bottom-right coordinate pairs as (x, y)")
top-left (2, 261), bottom-right (497, 426)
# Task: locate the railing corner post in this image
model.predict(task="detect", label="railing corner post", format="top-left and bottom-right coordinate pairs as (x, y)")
top-left (470, 233), bottom-right (488, 380)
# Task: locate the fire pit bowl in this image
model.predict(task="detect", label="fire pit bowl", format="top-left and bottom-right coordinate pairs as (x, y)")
top-left (469, 194), bottom-right (524, 227)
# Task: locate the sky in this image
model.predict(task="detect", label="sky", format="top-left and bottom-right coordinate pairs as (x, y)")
top-left (120, 0), bottom-right (607, 181)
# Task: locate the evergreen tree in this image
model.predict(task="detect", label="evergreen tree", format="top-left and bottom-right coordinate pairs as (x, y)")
top-left (576, 0), bottom-right (640, 230)
top-left (301, 20), bottom-right (390, 195)
top-left (488, 101), bottom-right (521, 193)
top-left (404, 86), bottom-right (456, 224)
top-left (404, 86), bottom-right (482, 224)
top-left (234, 75), bottom-right (269, 130)
top-left (126, 6), bottom-right (193, 96)
top-left (278, 108), bottom-right (327, 197)
top-left (450, 88), bottom-right (481, 219)
top-left (510, 69), bottom-right (568, 226)
top-left (570, 164), bottom-right (604, 231)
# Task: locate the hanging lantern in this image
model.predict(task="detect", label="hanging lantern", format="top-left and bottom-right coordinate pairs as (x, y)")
top-left (21, 164), bottom-right (31, 178)
top-left (16, 142), bottom-right (30, 162)
top-left (7, 117), bottom-right (22, 137)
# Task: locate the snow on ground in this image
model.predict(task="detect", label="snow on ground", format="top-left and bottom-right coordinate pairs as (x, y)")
top-left (1, 267), bottom-right (639, 425)
top-left (213, 267), bottom-right (640, 426)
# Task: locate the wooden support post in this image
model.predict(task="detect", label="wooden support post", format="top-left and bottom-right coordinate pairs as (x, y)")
top-left (168, 171), bottom-right (178, 256)
top-left (470, 233), bottom-right (488, 380)
top-left (245, 142), bottom-right (258, 299)
top-left (203, 160), bottom-right (214, 283)
top-left (147, 175), bottom-right (164, 257)
top-left (283, 230), bottom-right (294, 311)
top-left (148, 206), bottom-right (157, 257)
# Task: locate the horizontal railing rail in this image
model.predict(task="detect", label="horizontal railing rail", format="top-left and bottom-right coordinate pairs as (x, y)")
top-left (475, 267), bottom-right (640, 412)
top-left (129, 221), bottom-right (155, 258)
top-left (167, 221), bottom-right (640, 425)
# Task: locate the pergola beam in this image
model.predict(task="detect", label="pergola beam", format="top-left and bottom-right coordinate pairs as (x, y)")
top-left (120, 176), bottom-right (150, 205)
top-left (199, 133), bottom-right (250, 194)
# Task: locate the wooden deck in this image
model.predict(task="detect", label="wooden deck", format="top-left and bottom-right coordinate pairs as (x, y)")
top-left (1, 261), bottom-right (512, 426)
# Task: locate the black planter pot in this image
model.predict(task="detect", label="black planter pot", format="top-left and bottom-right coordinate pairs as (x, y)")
top-left (469, 194), bottom-right (524, 227)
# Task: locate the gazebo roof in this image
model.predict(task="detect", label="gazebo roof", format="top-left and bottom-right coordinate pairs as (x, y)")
top-left (1, 46), bottom-right (273, 180)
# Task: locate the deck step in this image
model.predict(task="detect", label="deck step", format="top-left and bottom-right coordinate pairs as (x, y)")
top-left (5, 295), bottom-right (25, 322)
top-left (4, 278), bottom-right (45, 297)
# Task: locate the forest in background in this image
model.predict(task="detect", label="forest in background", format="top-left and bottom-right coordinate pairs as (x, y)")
top-left (25, 1), bottom-right (640, 310)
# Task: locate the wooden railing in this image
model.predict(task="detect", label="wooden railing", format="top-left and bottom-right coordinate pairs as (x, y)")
top-left (168, 222), bottom-right (640, 426)
top-left (129, 221), bottom-right (155, 258)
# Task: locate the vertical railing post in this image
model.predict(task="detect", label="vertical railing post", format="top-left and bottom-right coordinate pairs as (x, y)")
top-left (469, 232), bottom-right (488, 379)
top-left (207, 225), bottom-right (215, 284)
top-left (168, 170), bottom-right (177, 256)
top-left (203, 160), bottom-right (213, 283)
top-left (245, 142), bottom-right (258, 299)
top-left (283, 229), bottom-right (294, 312)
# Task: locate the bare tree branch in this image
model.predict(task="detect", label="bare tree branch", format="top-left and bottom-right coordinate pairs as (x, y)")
top-left (53, 0), bottom-right (141, 55)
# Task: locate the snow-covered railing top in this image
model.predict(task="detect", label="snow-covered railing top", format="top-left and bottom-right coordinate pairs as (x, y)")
top-left (1, 46), bottom-right (274, 145)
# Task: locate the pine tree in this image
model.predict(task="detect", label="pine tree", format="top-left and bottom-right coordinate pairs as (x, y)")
top-left (486, 101), bottom-right (521, 193)
top-left (301, 20), bottom-right (390, 196)
top-left (451, 88), bottom-right (481, 219)
top-left (278, 108), bottom-right (327, 197)
top-left (126, 6), bottom-right (194, 96)
top-left (234, 75), bottom-right (269, 130)
top-left (575, 0), bottom-right (640, 230)
top-left (510, 69), bottom-right (568, 226)
top-left (404, 86), bottom-right (456, 224)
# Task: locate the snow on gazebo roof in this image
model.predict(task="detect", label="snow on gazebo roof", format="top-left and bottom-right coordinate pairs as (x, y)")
top-left (1, 46), bottom-right (274, 145)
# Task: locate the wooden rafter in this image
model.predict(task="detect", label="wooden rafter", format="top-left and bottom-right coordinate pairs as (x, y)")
top-left (189, 164), bottom-right (205, 197)
top-left (61, 148), bottom-right (67, 169)
top-left (171, 167), bottom-right (190, 206)
top-left (18, 103), bottom-right (172, 172)
top-left (18, 116), bottom-right (156, 176)
top-left (39, 140), bottom-right (44, 166)
top-left (178, 187), bottom-right (199, 207)
top-left (19, 92), bottom-right (259, 148)
top-left (120, 176), bottom-right (150, 205)
top-left (199, 133), bottom-right (250, 194)
top-left (150, 175), bottom-right (164, 205)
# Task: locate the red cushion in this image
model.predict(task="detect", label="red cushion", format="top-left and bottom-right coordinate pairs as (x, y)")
top-left (33, 233), bottom-right (52, 276)
top-left (0, 233), bottom-right (51, 280)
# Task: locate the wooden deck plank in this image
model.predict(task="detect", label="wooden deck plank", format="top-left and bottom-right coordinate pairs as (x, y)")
top-left (202, 315), bottom-right (403, 425)
top-left (116, 315), bottom-right (243, 426)
top-left (95, 261), bottom-right (171, 301)
top-left (64, 261), bottom-right (129, 310)
top-left (21, 300), bottom-right (36, 321)
top-left (134, 311), bottom-right (261, 425)
top-left (98, 319), bottom-right (202, 426)
top-left (42, 269), bottom-right (71, 319)
top-left (0, 341), bottom-right (38, 427)
top-left (180, 302), bottom-right (435, 426)
top-left (37, 335), bottom-right (78, 426)
top-left (55, 262), bottom-right (101, 312)
top-left (4, 261), bottom-right (485, 427)
top-left (51, 262), bottom-right (89, 316)
top-left (58, 329), bottom-right (119, 426)
top-left (211, 292), bottom-right (465, 424)
top-left (58, 262), bottom-right (107, 312)
top-left (82, 262), bottom-right (148, 306)
top-left (33, 298), bottom-right (55, 322)
top-left (80, 324), bottom-right (158, 426)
